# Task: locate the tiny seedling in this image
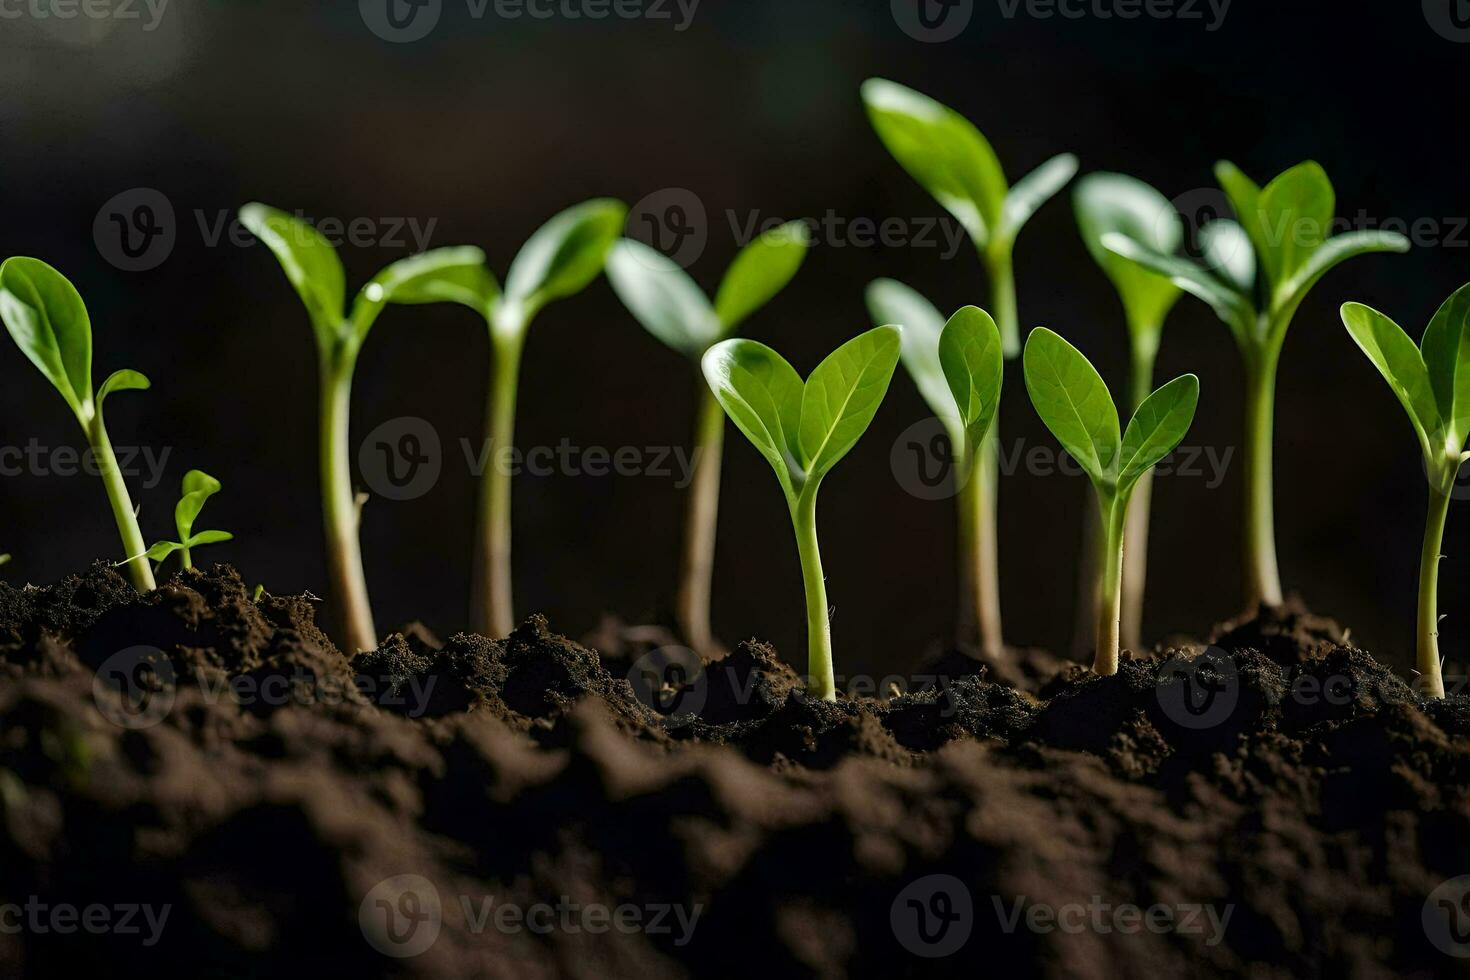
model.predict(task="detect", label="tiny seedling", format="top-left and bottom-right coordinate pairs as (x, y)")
top-left (0, 555), bottom-right (9, 567)
top-left (1023, 327), bottom-right (1199, 674)
top-left (1073, 172), bottom-right (1186, 652)
top-left (702, 325), bottom-right (902, 700)
top-left (1103, 162), bottom-right (1408, 607)
top-left (143, 470), bottom-right (232, 571)
top-left (0, 257), bottom-right (156, 591)
top-left (241, 203), bottom-right (491, 653)
top-left (607, 222), bottom-right (811, 651)
top-left (1340, 284), bottom-right (1470, 698)
top-left (864, 283), bottom-right (1005, 655)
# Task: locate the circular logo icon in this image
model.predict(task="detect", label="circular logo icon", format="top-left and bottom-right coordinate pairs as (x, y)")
top-left (890, 874), bottom-right (972, 958)
top-left (360, 0), bottom-right (442, 42)
top-left (93, 188), bottom-right (176, 272)
top-left (1156, 646), bottom-right (1239, 730)
top-left (626, 189), bottom-right (708, 270)
top-left (92, 645), bottom-right (177, 729)
top-left (891, 0), bottom-right (974, 43)
top-left (1425, 875), bottom-right (1470, 956)
top-left (627, 646), bottom-right (707, 723)
top-left (891, 417), bottom-right (967, 501)
top-left (1166, 186), bottom-right (1246, 274)
top-left (1425, 0), bottom-right (1470, 42)
top-left (359, 417), bottom-right (442, 501)
top-left (360, 874), bottom-right (442, 958)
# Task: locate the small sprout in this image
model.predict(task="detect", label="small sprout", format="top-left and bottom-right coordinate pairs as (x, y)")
top-left (0, 555), bottom-right (9, 567)
top-left (1340, 284), bottom-right (1470, 698)
top-left (864, 283), bottom-right (1005, 655)
top-left (702, 325), bottom-right (903, 700)
top-left (1023, 327), bottom-right (1199, 675)
top-left (607, 222), bottom-right (811, 651)
top-left (144, 470), bottom-right (232, 571)
top-left (1073, 172), bottom-right (1186, 652)
top-left (1103, 161), bottom-right (1408, 607)
top-left (241, 203), bottom-right (490, 653)
top-left (252, 584), bottom-right (265, 603)
top-left (0, 258), bottom-right (156, 591)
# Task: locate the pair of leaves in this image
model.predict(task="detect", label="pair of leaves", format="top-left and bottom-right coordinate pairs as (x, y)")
top-left (607, 221), bottom-right (810, 359)
top-left (145, 470), bottom-right (233, 568)
top-left (1023, 328), bottom-right (1199, 500)
top-left (1073, 173), bottom-right (1183, 341)
top-left (864, 281), bottom-right (1003, 458)
top-left (1101, 162), bottom-right (1408, 350)
top-left (0, 257), bottom-right (151, 425)
top-left (702, 326), bottom-right (903, 505)
top-left (1341, 283), bottom-right (1470, 473)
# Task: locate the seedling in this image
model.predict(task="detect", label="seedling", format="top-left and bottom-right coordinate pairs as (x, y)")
top-left (1073, 172), bottom-right (1186, 651)
top-left (0, 257), bottom-right (156, 591)
top-left (241, 203), bottom-right (491, 653)
top-left (1103, 162), bottom-right (1408, 606)
top-left (702, 325), bottom-right (902, 700)
top-left (1023, 327), bottom-right (1199, 674)
top-left (1340, 285), bottom-right (1470, 699)
top-left (607, 222), bottom-right (810, 651)
top-left (862, 78), bottom-right (1077, 656)
top-left (864, 283), bottom-right (1005, 654)
top-left (142, 470), bottom-right (232, 571)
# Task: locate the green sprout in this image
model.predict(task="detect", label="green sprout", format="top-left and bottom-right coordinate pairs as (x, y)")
top-left (0, 257), bottom-right (156, 591)
top-left (864, 284), bottom-right (1005, 655)
top-left (0, 555), bottom-right (9, 567)
top-left (143, 470), bottom-right (232, 571)
top-left (862, 77), bottom-right (1077, 657)
top-left (1073, 173), bottom-right (1186, 652)
top-left (240, 203), bottom-right (490, 653)
top-left (702, 325), bottom-right (902, 700)
top-left (1023, 327), bottom-right (1199, 674)
top-left (1340, 284), bottom-right (1470, 699)
top-left (1103, 162), bottom-right (1409, 607)
top-left (607, 223), bottom-right (810, 651)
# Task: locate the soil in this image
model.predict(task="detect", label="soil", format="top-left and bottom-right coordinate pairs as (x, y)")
top-left (2, 563), bottom-right (1470, 978)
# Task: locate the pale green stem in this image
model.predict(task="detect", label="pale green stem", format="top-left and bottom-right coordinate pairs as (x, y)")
top-left (1417, 479), bottom-right (1453, 699)
top-left (985, 247), bottom-right (1020, 358)
top-left (180, 547), bottom-right (193, 571)
top-left (1094, 492), bottom-right (1128, 676)
top-left (1120, 336), bottom-right (1159, 652)
top-left (1242, 344), bottom-right (1284, 607)
top-left (956, 424), bottom-right (1003, 658)
top-left (676, 384), bottom-right (725, 653)
top-left (320, 355), bottom-right (376, 654)
top-left (791, 487), bottom-right (835, 701)
top-left (87, 414), bottom-right (155, 592)
top-left (473, 331), bottom-right (523, 638)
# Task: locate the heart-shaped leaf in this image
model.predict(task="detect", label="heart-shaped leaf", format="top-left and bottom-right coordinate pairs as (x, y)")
top-left (1074, 173), bottom-right (1183, 336)
top-left (607, 239), bottom-right (720, 357)
top-left (1118, 374), bottom-right (1199, 492)
top-left (501, 198), bottom-right (627, 331)
top-left (1341, 301), bottom-right (1440, 459)
top-left (0, 257), bottom-right (95, 419)
top-left (798, 325), bottom-right (903, 480)
top-left (714, 222), bottom-right (810, 331)
top-left (240, 203), bottom-right (346, 349)
top-left (1022, 327), bottom-right (1120, 487)
top-left (938, 306), bottom-right (1004, 453)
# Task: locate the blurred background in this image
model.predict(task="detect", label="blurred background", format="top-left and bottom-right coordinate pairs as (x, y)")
top-left (0, 0), bottom-right (1464, 678)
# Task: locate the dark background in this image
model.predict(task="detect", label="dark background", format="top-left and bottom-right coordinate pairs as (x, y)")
top-left (0, 0), bottom-right (1463, 677)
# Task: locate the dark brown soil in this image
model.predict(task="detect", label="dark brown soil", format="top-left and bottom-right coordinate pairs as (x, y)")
top-left (3, 564), bottom-right (1470, 977)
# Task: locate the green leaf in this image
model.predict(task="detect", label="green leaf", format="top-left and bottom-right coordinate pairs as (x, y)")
top-left (1073, 173), bottom-right (1183, 335)
top-left (1214, 161), bottom-right (1267, 267)
top-left (1199, 220), bottom-right (1256, 294)
top-left (607, 239), bottom-right (720, 357)
top-left (144, 541), bottom-right (182, 562)
top-left (714, 222), bottom-right (810, 331)
top-left (0, 257), bottom-right (94, 418)
top-left (175, 469), bottom-right (222, 540)
top-left (1022, 327), bottom-right (1120, 486)
top-left (938, 307), bottom-right (1004, 452)
top-left (502, 198), bottom-right (627, 328)
top-left (861, 78), bottom-right (1008, 246)
top-left (864, 278), bottom-right (954, 427)
top-left (798, 325), bottom-right (903, 480)
top-left (1000, 153), bottom-right (1078, 242)
top-left (239, 203), bottom-right (346, 348)
top-left (1419, 282), bottom-right (1470, 448)
top-left (1118, 374), bottom-right (1199, 492)
top-left (1101, 233), bottom-right (1255, 343)
top-left (98, 369), bottom-right (150, 409)
top-left (185, 530), bottom-right (234, 547)
top-left (702, 339), bottom-right (805, 501)
top-left (354, 246), bottom-right (497, 333)
top-left (1276, 230), bottom-right (1409, 313)
top-left (1340, 301), bottom-right (1439, 458)
top-left (1255, 161), bottom-right (1335, 289)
